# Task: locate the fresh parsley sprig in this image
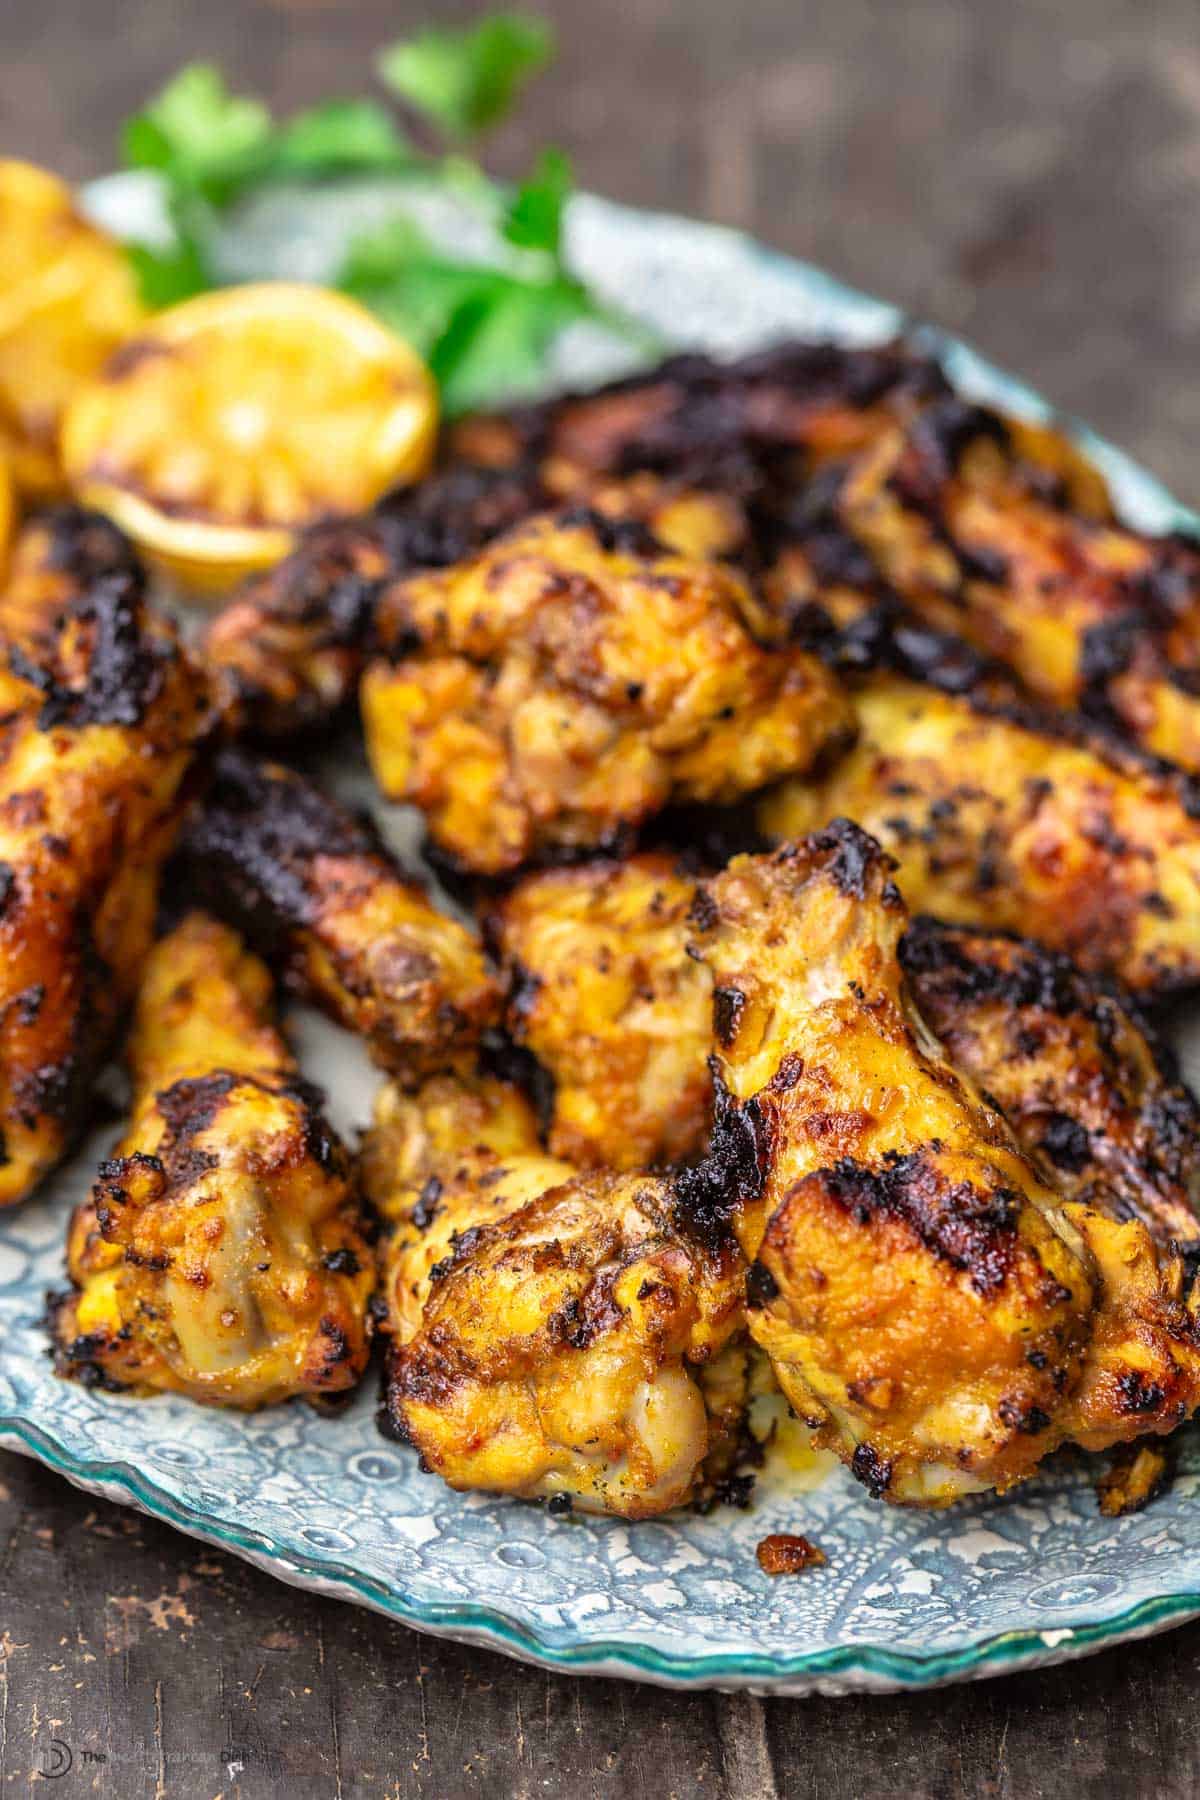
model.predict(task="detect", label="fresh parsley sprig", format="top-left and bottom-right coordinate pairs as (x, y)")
top-left (116, 14), bottom-right (651, 412)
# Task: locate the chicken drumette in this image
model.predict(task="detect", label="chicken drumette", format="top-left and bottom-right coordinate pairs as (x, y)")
top-left (52, 912), bottom-right (374, 1408)
top-left (362, 507), bottom-right (852, 874)
top-left (174, 748), bottom-right (501, 1079)
top-left (0, 573), bottom-right (210, 1204)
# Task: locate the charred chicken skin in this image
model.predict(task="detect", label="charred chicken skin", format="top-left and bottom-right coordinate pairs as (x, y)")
top-left (366, 1069), bottom-right (745, 1515)
top-left (488, 854), bottom-right (711, 1169)
top-left (0, 575), bottom-right (210, 1205)
top-left (450, 340), bottom-right (950, 490)
top-left (683, 823), bottom-right (1200, 1506)
top-left (831, 396), bottom-right (1200, 772)
top-left (201, 463), bottom-right (550, 739)
top-left (759, 676), bottom-right (1200, 995)
top-left (362, 507), bottom-right (853, 874)
top-left (174, 748), bottom-right (501, 1079)
top-left (1, 504), bottom-right (142, 658)
top-left (52, 912), bottom-right (373, 1408)
top-left (899, 917), bottom-right (1200, 1255)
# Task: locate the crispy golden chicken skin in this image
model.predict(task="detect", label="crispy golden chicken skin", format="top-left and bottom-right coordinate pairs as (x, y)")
top-left (759, 676), bottom-right (1200, 995)
top-left (174, 748), bottom-right (501, 1079)
top-left (1, 505), bottom-right (141, 657)
top-left (366, 1070), bottom-right (745, 1515)
top-left (52, 913), bottom-right (374, 1408)
top-left (201, 465), bottom-right (549, 739)
top-left (683, 824), bottom-right (1200, 1505)
top-left (362, 508), bottom-right (853, 874)
top-left (489, 854), bottom-right (711, 1169)
top-left (900, 917), bottom-right (1200, 1254)
top-left (834, 396), bottom-right (1200, 771)
top-left (0, 577), bottom-right (210, 1205)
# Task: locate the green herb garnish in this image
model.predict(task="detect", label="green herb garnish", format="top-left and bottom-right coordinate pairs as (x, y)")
top-left (376, 13), bottom-right (553, 142)
top-left (115, 14), bottom-right (650, 414)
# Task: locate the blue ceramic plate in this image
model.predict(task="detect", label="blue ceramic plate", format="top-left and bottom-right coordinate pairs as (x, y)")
top-left (4, 182), bottom-right (1200, 1694)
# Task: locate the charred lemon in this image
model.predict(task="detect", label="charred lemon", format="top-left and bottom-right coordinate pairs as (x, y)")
top-left (60, 283), bottom-right (438, 591)
top-left (0, 159), bottom-right (144, 497)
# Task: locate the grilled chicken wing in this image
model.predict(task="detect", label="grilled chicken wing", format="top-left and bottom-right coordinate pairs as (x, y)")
top-left (899, 917), bottom-right (1200, 1254)
top-left (0, 575), bottom-right (209, 1205)
top-left (832, 396), bottom-right (1200, 771)
top-left (366, 1069), bottom-right (745, 1515)
top-left (362, 507), bottom-right (853, 874)
top-left (52, 912), bottom-right (373, 1407)
top-left (684, 823), bottom-right (1200, 1505)
top-left (174, 748), bottom-right (501, 1079)
top-left (202, 464), bottom-right (549, 739)
top-left (2, 505), bottom-right (141, 657)
top-left (759, 676), bottom-right (1200, 995)
top-left (489, 854), bottom-right (711, 1168)
top-left (451, 340), bottom-right (949, 487)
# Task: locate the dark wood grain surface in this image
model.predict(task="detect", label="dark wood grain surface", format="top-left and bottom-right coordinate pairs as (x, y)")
top-left (4, 2), bottom-right (1200, 1793)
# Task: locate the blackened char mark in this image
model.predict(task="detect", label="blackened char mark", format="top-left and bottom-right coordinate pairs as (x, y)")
top-left (502, 339), bottom-right (949, 477)
top-left (673, 1061), bottom-right (773, 1248)
top-left (807, 816), bottom-right (896, 902)
top-left (9, 573), bottom-right (166, 732)
top-left (900, 915), bottom-right (1084, 1016)
top-left (850, 1441), bottom-right (894, 1499)
top-left (33, 505), bottom-right (142, 591)
top-left (553, 505), bottom-right (665, 560)
top-left (153, 1068), bottom-right (346, 1186)
top-left (173, 748), bottom-right (393, 952)
top-left (821, 1150), bottom-right (1021, 1295)
top-left (897, 397), bottom-right (1010, 500)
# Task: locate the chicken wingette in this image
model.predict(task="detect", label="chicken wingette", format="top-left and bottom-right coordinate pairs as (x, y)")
top-left (174, 748), bottom-right (501, 1079)
top-left (684, 823), bottom-right (1200, 1505)
top-left (0, 574), bottom-right (210, 1205)
top-left (52, 912), bottom-right (374, 1407)
top-left (759, 677), bottom-right (1200, 994)
top-left (488, 854), bottom-right (711, 1168)
top-left (362, 507), bottom-right (853, 874)
top-left (365, 1069), bottom-right (746, 1515)
top-left (899, 917), bottom-right (1200, 1255)
top-left (833, 395), bottom-right (1200, 771)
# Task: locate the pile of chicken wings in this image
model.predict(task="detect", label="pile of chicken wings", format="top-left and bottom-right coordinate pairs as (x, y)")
top-left (12, 339), bottom-right (1200, 1522)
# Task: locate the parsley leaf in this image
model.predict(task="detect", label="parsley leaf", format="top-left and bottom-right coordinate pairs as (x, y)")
top-left (337, 214), bottom-right (594, 414)
top-left (377, 14), bottom-right (553, 141)
top-left (503, 147), bottom-right (571, 256)
top-left (270, 100), bottom-right (413, 181)
top-left (122, 63), bottom-right (275, 206)
top-left (124, 236), bottom-right (212, 308)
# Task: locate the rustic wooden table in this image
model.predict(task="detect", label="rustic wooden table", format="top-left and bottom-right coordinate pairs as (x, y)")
top-left (4, 2), bottom-right (1200, 1793)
